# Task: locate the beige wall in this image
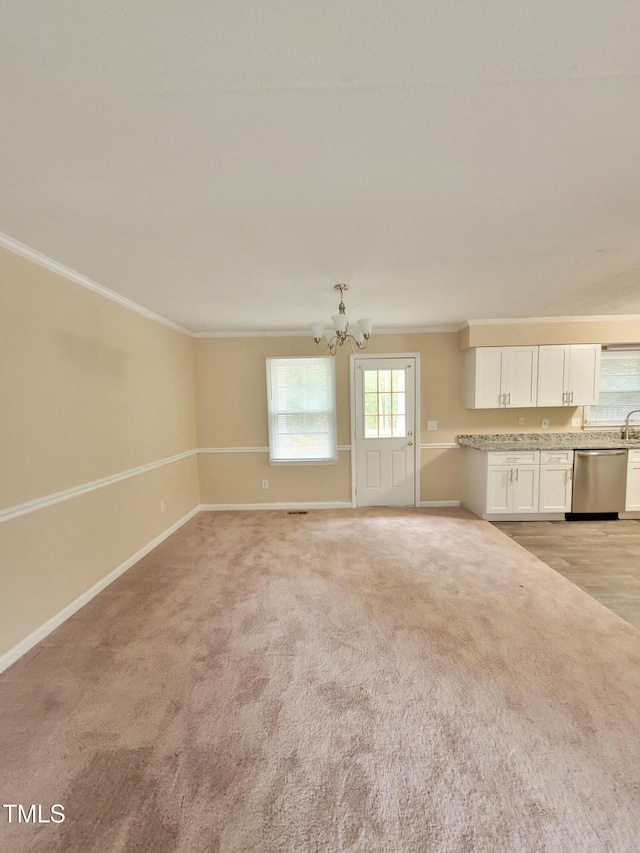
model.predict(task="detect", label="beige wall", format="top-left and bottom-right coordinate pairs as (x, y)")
top-left (0, 247), bottom-right (200, 660)
top-left (194, 332), bottom-right (579, 507)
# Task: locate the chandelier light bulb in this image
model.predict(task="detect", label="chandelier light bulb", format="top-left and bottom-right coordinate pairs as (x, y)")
top-left (310, 322), bottom-right (325, 341)
top-left (357, 318), bottom-right (373, 337)
top-left (332, 314), bottom-right (348, 334)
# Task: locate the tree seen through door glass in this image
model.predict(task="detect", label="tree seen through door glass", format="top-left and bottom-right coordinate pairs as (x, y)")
top-left (363, 369), bottom-right (407, 438)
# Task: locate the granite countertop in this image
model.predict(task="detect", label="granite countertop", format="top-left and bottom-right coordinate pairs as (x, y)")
top-left (457, 431), bottom-right (640, 452)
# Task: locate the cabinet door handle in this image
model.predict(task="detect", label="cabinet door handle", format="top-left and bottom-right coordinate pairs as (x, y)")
top-left (570, 390), bottom-right (574, 404)
top-left (562, 390), bottom-right (566, 404)
top-left (567, 468), bottom-right (572, 481)
top-left (509, 468), bottom-right (513, 481)
top-left (507, 392), bottom-right (511, 406)
top-left (514, 467), bottom-right (519, 481)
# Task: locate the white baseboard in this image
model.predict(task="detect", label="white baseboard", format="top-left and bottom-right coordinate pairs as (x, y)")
top-left (0, 505), bottom-right (200, 675)
top-left (200, 501), bottom-right (354, 511)
top-left (419, 500), bottom-right (461, 507)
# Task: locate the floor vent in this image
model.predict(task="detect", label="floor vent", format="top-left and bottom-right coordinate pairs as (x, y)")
top-left (287, 510), bottom-right (309, 515)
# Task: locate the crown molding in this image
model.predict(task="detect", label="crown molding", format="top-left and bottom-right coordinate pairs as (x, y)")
top-left (194, 330), bottom-right (310, 338)
top-left (462, 315), bottom-right (640, 327)
top-left (194, 324), bottom-right (459, 338)
top-left (0, 231), bottom-right (193, 336)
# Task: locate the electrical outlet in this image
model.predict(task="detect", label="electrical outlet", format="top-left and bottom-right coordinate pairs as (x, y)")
top-left (261, 479), bottom-right (269, 489)
top-left (541, 419), bottom-right (549, 429)
top-left (518, 417), bottom-right (525, 426)
top-left (160, 500), bottom-right (165, 512)
top-left (427, 421), bottom-right (437, 430)
top-left (571, 417), bottom-right (581, 427)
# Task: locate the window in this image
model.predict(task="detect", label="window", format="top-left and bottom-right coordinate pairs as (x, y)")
top-left (266, 357), bottom-right (337, 464)
top-left (585, 350), bottom-right (640, 426)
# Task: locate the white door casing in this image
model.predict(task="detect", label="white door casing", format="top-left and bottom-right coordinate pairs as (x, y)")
top-left (352, 355), bottom-right (419, 507)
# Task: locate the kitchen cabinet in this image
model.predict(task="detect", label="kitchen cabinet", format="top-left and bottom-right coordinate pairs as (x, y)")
top-left (463, 448), bottom-right (575, 519)
top-left (484, 451), bottom-right (540, 515)
top-left (537, 344), bottom-right (601, 407)
top-left (486, 463), bottom-right (539, 513)
top-left (539, 450), bottom-right (574, 512)
top-left (625, 449), bottom-right (640, 512)
top-left (465, 346), bottom-right (538, 409)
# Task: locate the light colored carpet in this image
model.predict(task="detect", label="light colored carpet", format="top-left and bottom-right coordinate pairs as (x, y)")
top-left (1, 507), bottom-right (640, 852)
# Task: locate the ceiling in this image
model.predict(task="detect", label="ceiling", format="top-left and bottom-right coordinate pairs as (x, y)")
top-left (1, 1), bottom-right (639, 333)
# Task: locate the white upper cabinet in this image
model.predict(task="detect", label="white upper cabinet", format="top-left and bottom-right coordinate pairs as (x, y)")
top-left (537, 344), bottom-right (601, 407)
top-left (466, 343), bottom-right (601, 409)
top-left (465, 346), bottom-right (538, 409)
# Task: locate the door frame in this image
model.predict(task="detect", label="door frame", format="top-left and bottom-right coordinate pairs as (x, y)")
top-left (350, 352), bottom-right (421, 507)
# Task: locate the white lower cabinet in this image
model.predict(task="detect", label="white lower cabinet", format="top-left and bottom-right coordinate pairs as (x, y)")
top-left (465, 448), bottom-right (574, 519)
top-left (487, 464), bottom-right (540, 513)
top-left (626, 449), bottom-right (640, 511)
top-left (485, 451), bottom-right (540, 515)
top-left (539, 450), bottom-right (574, 512)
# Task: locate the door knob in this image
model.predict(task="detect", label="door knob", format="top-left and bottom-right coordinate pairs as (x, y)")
top-left (407, 440), bottom-right (414, 446)
top-left (408, 430), bottom-right (413, 436)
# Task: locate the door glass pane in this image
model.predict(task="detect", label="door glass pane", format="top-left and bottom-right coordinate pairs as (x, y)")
top-left (365, 415), bottom-right (378, 437)
top-left (364, 370), bottom-right (378, 392)
top-left (392, 394), bottom-right (405, 415)
top-left (392, 415), bottom-right (406, 436)
top-left (378, 370), bottom-right (391, 392)
top-left (365, 393), bottom-right (378, 415)
top-left (392, 370), bottom-right (405, 392)
top-left (362, 367), bottom-right (408, 438)
top-left (379, 416), bottom-right (392, 437)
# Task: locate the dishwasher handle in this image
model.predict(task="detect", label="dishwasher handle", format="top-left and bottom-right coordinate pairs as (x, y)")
top-left (575, 449), bottom-right (627, 456)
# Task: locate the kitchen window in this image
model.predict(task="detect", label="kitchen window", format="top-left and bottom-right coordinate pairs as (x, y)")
top-left (584, 350), bottom-right (640, 427)
top-left (266, 357), bottom-right (337, 464)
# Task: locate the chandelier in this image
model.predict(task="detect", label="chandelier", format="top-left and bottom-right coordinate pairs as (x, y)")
top-left (310, 284), bottom-right (373, 356)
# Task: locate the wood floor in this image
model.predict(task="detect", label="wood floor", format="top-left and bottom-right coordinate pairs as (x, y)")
top-left (493, 518), bottom-right (640, 630)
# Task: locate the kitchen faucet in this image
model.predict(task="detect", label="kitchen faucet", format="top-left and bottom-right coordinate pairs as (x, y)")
top-left (623, 410), bottom-right (640, 439)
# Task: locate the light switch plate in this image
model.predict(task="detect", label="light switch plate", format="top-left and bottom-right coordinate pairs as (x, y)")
top-left (427, 420), bottom-right (437, 430)
top-left (571, 417), bottom-right (581, 427)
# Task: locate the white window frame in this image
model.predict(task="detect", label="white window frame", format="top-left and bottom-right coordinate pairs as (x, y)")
top-left (584, 349), bottom-right (640, 427)
top-left (266, 357), bottom-right (338, 465)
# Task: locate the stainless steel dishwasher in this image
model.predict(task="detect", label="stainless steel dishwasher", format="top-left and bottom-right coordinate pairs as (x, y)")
top-left (571, 449), bottom-right (628, 514)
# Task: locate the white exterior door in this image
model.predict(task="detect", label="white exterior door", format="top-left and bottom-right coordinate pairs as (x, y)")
top-left (354, 357), bottom-right (417, 506)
